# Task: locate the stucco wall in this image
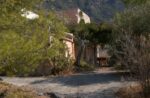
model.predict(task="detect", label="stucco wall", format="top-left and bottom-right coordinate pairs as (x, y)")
top-left (64, 40), bottom-right (75, 59)
top-left (63, 33), bottom-right (75, 59)
top-left (77, 8), bottom-right (91, 24)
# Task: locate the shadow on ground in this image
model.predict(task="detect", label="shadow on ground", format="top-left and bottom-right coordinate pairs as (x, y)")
top-left (30, 72), bottom-right (130, 87)
top-left (45, 87), bottom-right (118, 98)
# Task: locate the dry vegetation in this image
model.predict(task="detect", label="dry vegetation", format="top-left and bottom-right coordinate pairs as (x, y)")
top-left (116, 85), bottom-right (150, 98)
top-left (0, 82), bottom-right (48, 98)
top-left (114, 32), bottom-right (150, 97)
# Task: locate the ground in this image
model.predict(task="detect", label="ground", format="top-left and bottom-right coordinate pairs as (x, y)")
top-left (0, 68), bottom-right (135, 98)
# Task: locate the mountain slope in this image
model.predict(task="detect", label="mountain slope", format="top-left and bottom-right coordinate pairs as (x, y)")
top-left (43, 0), bottom-right (124, 22)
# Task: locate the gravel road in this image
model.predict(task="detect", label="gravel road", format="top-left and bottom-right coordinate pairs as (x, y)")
top-left (0, 70), bottom-right (135, 98)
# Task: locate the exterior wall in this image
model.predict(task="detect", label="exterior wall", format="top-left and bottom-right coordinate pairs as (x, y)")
top-left (75, 44), bottom-right (111, 66)
top-left (97, 45), bottom-right (110, 58)
top-left (96, 45), bottom-right (110, 66)
top-left (64, 40), bottom-right (75, 59)
top-left (84, 45), bottom-right (95, 64)
top-left (57, 8), bottom-right (91, 24)
top-left (63, 33), bottom-right (75, 59)
top-left (57, 9), bottom-right (78, 25)
top-left (75, 44), bottom-right (96, 65)
top-left (77, 8), bottom-right (91, 24)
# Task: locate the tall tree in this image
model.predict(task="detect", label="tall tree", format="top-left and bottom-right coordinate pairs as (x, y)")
top-left (114, 2), bottom-right (150, 37)
top-left (70, 22), bottom-right (113, 66)
top-left (0, 0), bottom-right (67, 76)
top-left (114, 1), bottom-right (150, 96)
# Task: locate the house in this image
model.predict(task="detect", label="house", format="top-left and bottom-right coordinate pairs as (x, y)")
top-left (63, 33), bottom-right (75, 59)
top-left (22, 9), bottom-right (110, 66)
top-left (58, 8), bottom-right (111, 66)
top-left (57, 8), bottom-right (91, 60)
top-left (82, 44), bottom-right (96, 65)
top-left (57, 8), bottom-right (91, 24)
top-left (75, 43), bottom-right (111, 66)
top-left (96, 45), bottom-right (111, 66)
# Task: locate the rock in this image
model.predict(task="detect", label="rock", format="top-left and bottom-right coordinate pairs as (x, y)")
top-left (0, 78), bottom-right (2, 81)
top-left (46, 92), bottom-right (62, 98)
top-left (38, 93), bottom-right (44, 96)
top-left (38, 96), bottom-right (49, 98)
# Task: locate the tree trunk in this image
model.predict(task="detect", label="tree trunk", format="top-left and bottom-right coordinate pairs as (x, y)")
top-left (93, 44), bottom-right (97, 66)
top-left (76, 39), bottom-right (85, 66)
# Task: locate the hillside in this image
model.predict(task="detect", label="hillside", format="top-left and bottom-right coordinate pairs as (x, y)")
top-left (43, 0), bottom-right (124, 22)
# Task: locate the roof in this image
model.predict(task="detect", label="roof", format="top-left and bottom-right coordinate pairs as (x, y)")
top-left (63, 33), bottom-right (74, 43)
top-left (56, 8), bottom-right (90, 24)
top-left (57, 8), bottom-right (78, 24)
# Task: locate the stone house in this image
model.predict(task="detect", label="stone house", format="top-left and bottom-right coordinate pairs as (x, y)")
top-left (63, 33), bottom-right (75, 59)
top-left (22, 8), bottom-right (110, 66)
top-left (75, 43), bottom-right (111, 66)
top-left (57, 8), bottom-right (91, 24)
top-left (59, 8), bottom-right (110, 66)
top-left (96, 45), bottom-right (111, 66)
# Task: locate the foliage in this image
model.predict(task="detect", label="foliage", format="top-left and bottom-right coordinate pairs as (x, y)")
top-left (116, 85), bottom-right (150, 98)
top-left (91, 23), bottom-right (113, 44)
top-left (76, 60), bottom-right (95, 72)
top-left (70, 22), bottom-right (113, 44)
top-left (114, 3), bottom-right (150, 37)
top-left (0, 1), bottom-right (67, 76)
top-left (114, 32), bottom-right (150, 97)
top-left (51, 56), bottom-right (74, 75)
top-left (114, 2), bottom-right (150, 97)
top-left (69, 22), bottom-right (113, 66)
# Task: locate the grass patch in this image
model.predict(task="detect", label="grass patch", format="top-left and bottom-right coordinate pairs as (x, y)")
top-left (0, 82), bottom-right (47, 98)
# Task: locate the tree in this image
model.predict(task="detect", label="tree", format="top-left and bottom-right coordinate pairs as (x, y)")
top-left (91, 23), bottom-right (113, 45)
top-left (69, 21), bottom-right (113, 66)
top-left (72, 21), bottom-right (89, 66)
top-left (114, 1), bottom-right (150, 97)
top-left (114, 32), bottom-right (150, 97)
top-left (114, 2), bottom-right (150, 37)
top-left (0, 1), bottom-right (67, 76)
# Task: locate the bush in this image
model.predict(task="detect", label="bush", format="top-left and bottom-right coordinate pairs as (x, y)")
top-left (51, 56), bottom-right (74, 75)
top-left (33, 59), bottom-right (54, 76)
top-left (0, 12), bottom-right (67, 76)
top-left (0, 32), bottom-right (41, 76)
top-left (114, 33), bottom-right (150, 97)
top-left (114, 3), bottom-right (150, 97)
top-left (75, 60), bottom-right (95, 72)
top-left (116, 85), bottom-right (150, 98)
top-left (34, 56), bottom-right (74, 76)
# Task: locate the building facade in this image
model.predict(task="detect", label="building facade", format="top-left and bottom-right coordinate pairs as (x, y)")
top-left (57, 8), bottom-right (91, 24)
top-left (63, 33), bottom-right (75, 59)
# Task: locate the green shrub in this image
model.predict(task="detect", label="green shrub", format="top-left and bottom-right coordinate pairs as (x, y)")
top-left (0, 32), bottom-right (41, 76)
top-left (51, 56), bottom-right (74, 75)
top-left (76, 60), bottom-right (95, 72)
top-left (0, 12), bottom-right (67, 76)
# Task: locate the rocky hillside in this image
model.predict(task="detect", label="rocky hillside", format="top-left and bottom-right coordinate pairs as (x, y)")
top-left (43, 0), bottom-right (124, 22)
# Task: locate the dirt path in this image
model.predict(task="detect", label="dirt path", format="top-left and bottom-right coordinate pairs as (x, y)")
top-left (1, 70), bottom-right (135, 98)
